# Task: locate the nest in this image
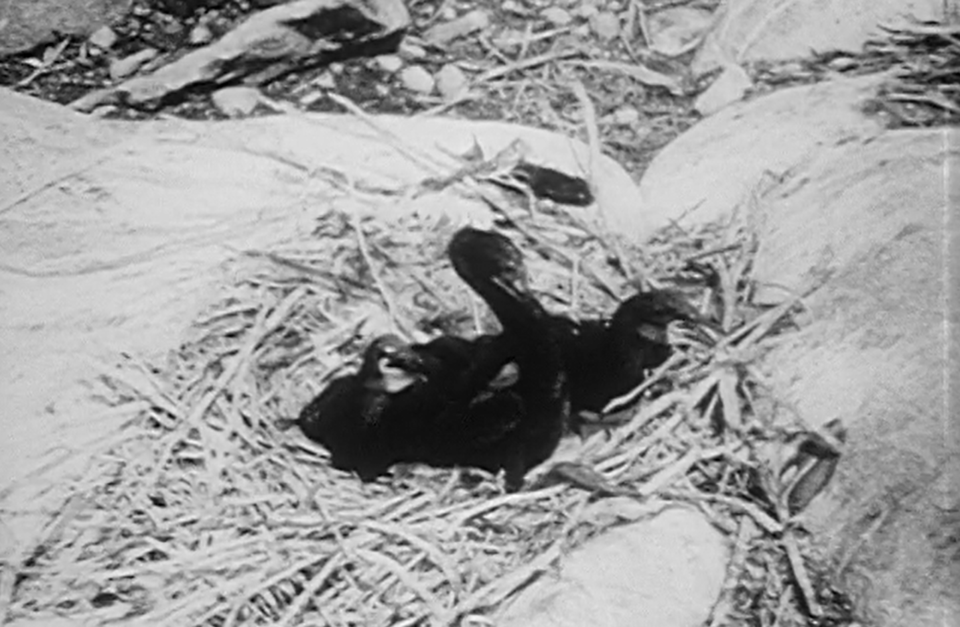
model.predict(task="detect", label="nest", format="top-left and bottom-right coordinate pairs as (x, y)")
top-left (5, 154), bottom-right (853, 626)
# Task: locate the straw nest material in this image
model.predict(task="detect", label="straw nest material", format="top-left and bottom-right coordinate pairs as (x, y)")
top-left (6, 168), bottom-right (850, 626)
top-left (867, 19), bottom-right (960, 127)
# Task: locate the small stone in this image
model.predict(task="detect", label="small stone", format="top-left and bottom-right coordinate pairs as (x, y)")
top-left (435, 63), bottom-right (468, 101)
top-left (312, 71), bottom-right (336, 90)
top-left (694, 64), bottom-right (752, 116)
top-left (542, 7), bottom-right (573, 26)
top-left (188, 23), bottom-right (214, 46)
top-left (827, 56), bottom-right (858, 71)
top-left (424, 9), bottom-right (490, 45)
top-left (211, 86), bottom-right (261, 117)
top-left (399, 41), bottom-right (426, 60)
top-left (576, 5), bottom-right (599, 19)
top-left (591, 12), bottom-right (620, 41)
top-left (610, 105), bottom-right (640, 126)
top-left (109, 48), bottom-right (159, 81)
top-left (502, 0), bottom-right (522, 14)
top-left (399, 66), bottom-right (435, 94)
top-left (374, 54), bottom-right (403, 73)
top-left (88, 26), bottom-right (118, 50)
top-left (648, 7), bottom-right (713, 57)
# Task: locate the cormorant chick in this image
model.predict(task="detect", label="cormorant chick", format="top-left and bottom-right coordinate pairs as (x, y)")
top-left (552, 289), bottom-right (705, 418)
top-left (296, 335), bottom-right (428, 480)
top-left (430, 227), bottom-right (569, 490)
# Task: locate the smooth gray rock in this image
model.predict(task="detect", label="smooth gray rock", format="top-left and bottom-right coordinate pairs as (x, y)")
top-left (497, 506), bottom-right (729, 627)
top-left (634, 72), bottom-right (956, 626)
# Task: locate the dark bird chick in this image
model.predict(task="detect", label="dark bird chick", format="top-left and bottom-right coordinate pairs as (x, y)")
top-left (296, 334), bottom-right (428, 481)
top-left (424, 226), bottom-right (569, 490)
top-left (553, 289), bottom-right (706, 419)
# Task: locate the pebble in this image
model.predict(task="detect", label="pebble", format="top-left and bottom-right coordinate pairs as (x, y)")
top-left (374, 54), bottom-right (403, 73)
top-left (647, 7), bottom-right (713, 56)
top-left (88, 26), bottom-right (118, 50)
top-left (399, 41), bottom-right (427, 60)
top-left (542, 7), bottom-right (573, 26)
top-left (211, 86), bottom-right (261, 117)
top-left (576, 5), bottom-right (599, 19)
top-left (399, 66), bottom-right (435, 94)
top-left (188, 23), bottom-right (214, 46)
top-left (610, 105), bottom-right (640, 126)
top-left (424, 9), bottom-right (490, 45)
top-left (311, 71), bottom-right (336, 90)
top-left (591, 12), bottom-right (620, 41)
top-left (435, 63), bottom-right (468, 101)
top-left (109, 48), bottom-right (159, 81)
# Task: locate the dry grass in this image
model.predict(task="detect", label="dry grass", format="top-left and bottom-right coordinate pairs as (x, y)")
top-left (5, 138), bottom-right (849, 627)
top-left (866, 18), bottom-right (960, 127)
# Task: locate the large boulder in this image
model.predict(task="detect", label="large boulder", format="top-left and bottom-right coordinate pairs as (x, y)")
top-left (638, 75), bottom-right (956, 626)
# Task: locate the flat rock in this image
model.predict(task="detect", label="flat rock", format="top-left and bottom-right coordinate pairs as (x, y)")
top-left (497, 506), bottom-right (728, 627)
top-left (69, 0), bottom-right (409, 112)
top-left (0, 0), bottom-right (131, 55)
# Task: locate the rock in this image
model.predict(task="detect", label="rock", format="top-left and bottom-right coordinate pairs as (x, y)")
top-left (398, 40), bottom-right (426, 60)
top-left (311, 71), bottom-right (336, 89)
top-left (188, 22), bottom-right (214, 46)
top-left (576, 5), bottom-right (599, 20)
top-left (435, 63), bottom-right (467, 101)
top-left (637, 75), bottom-right (886, 234)
top-left (542, 7), bottom-right (573, 26)
top-left (69, 0), bottom-right (410, 112)
top-left (608, 105), bottom-right (639, 126)
top-left (423, 9), bottom-right (490, 45)
top-left (754, 129), bottom-right (956, 627)
top-left (88, 25), bottom-right (117, 50)
top-left (633, 67), bottom-right (956, 626)
top-left (693, 63), bottom-right (752, 115)
top-left (374, 53), bottom-right (403, 73)
top-left (0, 0), bottom-right (131, 55)
top-left (647, 6), bottom-right (714, 57)
top-left (501, 0), bottom-right (523, 15)
top-left (590, 12), bottom-right (620, 41)
top-left (497, 507), bottom-right (728, 627)
top-left (398, 65), bottom-right (435, 94)
top-left (211, 85), bottom-right (261, 116)
top-left (108, 48), bottom-right (159, 80)
top-left (693, 0), bottom-right (945, 73)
